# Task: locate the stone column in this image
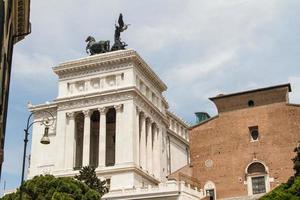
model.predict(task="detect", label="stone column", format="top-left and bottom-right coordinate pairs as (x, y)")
top-left (135, 107), bottom-right (140, 167)
top-left (65, 112), bottom-right (75, 169)
top-left (114, 104), bottom-right (123, 165)
top-left (140, 113), bottom-right (146, 170)
top-left (82, 110), bottom-right (91, 166)
top-left (98, 107), bottom-right (107, 167)
top-left (146, 118), bottom-right (153, 174)
top-left (153, 125), bottom-right (161, 178)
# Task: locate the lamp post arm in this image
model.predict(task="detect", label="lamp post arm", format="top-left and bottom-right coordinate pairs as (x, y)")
top-left (26, 110), bottom-right (55, 131)
top-left (20, 110), bottom-right (55, 200)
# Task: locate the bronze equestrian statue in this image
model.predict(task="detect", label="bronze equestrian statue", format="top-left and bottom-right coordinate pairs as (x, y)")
top-left (85, 36), bottom-right (110, 55)
top-left (85, 13), bottom-right (130, 55)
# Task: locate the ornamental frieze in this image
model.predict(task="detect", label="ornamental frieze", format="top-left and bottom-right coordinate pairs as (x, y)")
top-left (57, 91), bottom-right (135, 111)
top-left (57, 62), bottom-right (132, 80)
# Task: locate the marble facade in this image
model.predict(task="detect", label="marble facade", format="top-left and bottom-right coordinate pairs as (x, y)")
top-left (28, 50), bottom-right (204, 199)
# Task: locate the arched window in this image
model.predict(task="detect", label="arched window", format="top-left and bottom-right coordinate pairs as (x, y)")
top-left (204, 181), bottom-right (216, 200)
top-left (248, 100), bottom-right (255, 107)
top-left (246, 161), bottom-right (270, 196)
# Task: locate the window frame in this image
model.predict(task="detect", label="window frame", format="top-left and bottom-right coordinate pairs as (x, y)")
top-left (251, 175), bottom-right (266, 195)
top-left (249, 126), bottom-right (259, 142)
top-left (246, 161), bottom-right (270, 196)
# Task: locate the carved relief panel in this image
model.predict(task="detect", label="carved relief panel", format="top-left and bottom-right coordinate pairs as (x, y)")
top-left (66, 73), bottom-right (125, 96)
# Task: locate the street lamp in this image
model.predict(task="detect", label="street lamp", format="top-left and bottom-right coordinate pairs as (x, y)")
top-left (20, 110), bottom-right (55, 199)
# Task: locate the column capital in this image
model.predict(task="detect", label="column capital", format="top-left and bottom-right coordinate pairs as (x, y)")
top-left (66, 112), bottom-right (75, 119)
top-left (136, 106), bottom-right (140, 114)
top-left (146, 117), bottom-right (153, 124)
top-left (82, 110), bottom-right (92, 117)
top-left (114, 104), bottom-right (123, 112)
top-left (98, 107), bottom-right (108, 114)
top-left (140, 111), bottom-right (145, 118)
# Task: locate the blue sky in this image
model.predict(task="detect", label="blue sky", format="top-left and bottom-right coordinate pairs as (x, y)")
top-left (1, 0), bottom-right (300, 193)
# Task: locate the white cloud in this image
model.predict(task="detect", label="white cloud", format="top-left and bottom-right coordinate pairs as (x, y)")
top-left (2, 0), bottom-right (300, 190)
top-left (166, 48), bottom-right (238, 85)
top-left (12, 51), bottom-right (56, 82)
top-left (131, 0), bottom-right (283, 53)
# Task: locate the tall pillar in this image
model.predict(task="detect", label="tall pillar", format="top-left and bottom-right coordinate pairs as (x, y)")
top-left (98, 107), bottom-right (107, 167)
top-left (161, 125), bottom-right (168, 180)
top-left (153, 125), bottom-right (161, 178)
top-left (146, 118), bottom-right (153, 174)
top-left (82, 110), bottom-right (91, 166)
top-left (114, 104), bottom-right (123, 165)
top-left (135, 107), bottom-right (140, 167)
top-left (65, 112), bottom-right (75, 169)
top-left (140, 113), bottom-right (146, 170)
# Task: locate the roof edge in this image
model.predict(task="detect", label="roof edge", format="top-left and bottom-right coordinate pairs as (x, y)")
top-left (209, 83), bottom-right (291, 101)
top-left (189, 115), bottom-right (219, 130)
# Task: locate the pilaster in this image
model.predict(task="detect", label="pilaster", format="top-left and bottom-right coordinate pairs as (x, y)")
top-left (153, 125), bottom-right (161, 179)
top-left (140, 112), bottom-right (146, 170)
top-left (82, 110), bottom-right (92, 166)
top-left (65, 112), bottom-right (75, 169)
top-left (135, 106), bottom-right (140, 166)
top-left (98, 107), bottom-right (107, 167)
top-left (114, 104), bottom-right (123, 165)
top-left (146, 118), bottom-right (153, 174)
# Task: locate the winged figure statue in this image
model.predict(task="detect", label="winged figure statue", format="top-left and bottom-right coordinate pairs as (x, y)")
top-left (85, 13), bottom-right (130, 55)
top-left (111, 13), bottom-right (130, 51)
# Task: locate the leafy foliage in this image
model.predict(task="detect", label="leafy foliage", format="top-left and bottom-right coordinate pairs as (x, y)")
top-left (1, 175), bottom-right (100, 200)
top-left (260, 177), bottom-right (300, 200)
top-left (260, 143), bottom-right (300, 200)
top-left (293, 144), bottom-right (300, 177)
top-left (74, 166), bottom-right (108, 196)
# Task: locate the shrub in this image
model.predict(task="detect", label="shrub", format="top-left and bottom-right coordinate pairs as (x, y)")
top-left (1, 175), bottom-right (101, 200)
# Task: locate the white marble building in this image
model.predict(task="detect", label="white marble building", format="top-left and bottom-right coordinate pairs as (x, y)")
top-left (28, 50), bottom-right (204, 199)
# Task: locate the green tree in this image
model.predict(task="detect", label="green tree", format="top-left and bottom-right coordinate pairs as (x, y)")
top-left (1, 175), bottom-right (100, 200)
top-left (260, 143), bottom-right (300, 199)
top-left (292, 144), bottom-right (300, 177)
top-left (74, 166), bottom-right (108, 197)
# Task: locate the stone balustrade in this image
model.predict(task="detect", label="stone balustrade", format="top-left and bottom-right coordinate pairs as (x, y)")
top-left (102, 180), bottom-right (204, 200)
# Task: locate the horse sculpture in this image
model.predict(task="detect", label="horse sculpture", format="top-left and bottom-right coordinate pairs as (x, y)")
top-left (85, 36), bottom-right (110, 55)
top-left (85, 14), bottom-right (129, 55)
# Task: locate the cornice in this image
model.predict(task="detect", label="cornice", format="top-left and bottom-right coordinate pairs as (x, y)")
top-left (28, 103), bottom-right (57, 112)
top-left (167, 129), bottom-right (189, 146)
top-left (29, 87), bottom-right (169, 124)
top-left (53, 49), bottom-right (167, 92)
top-left (133, 87), bottom-right (169, 126)
top-left (167, 110), bottom-right (190, 128)
top-left (57, 89), bottom-right (134, 111)
top-left (52, 164), bottom-right (160, 185)
top-left (13, 0), bottom-right (31, 42)
top-left (131, 52), bottom-right (167, 92)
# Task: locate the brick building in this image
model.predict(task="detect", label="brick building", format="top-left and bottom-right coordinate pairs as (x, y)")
top-left (170, 83), bottom-right (300, 200)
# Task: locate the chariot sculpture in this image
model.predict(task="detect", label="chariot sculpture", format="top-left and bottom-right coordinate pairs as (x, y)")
top-left (85, 13), bottom-right (130, 56)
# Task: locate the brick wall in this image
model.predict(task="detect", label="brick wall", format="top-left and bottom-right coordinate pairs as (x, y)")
top-left (190, 102), bottom-right (300, 199)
